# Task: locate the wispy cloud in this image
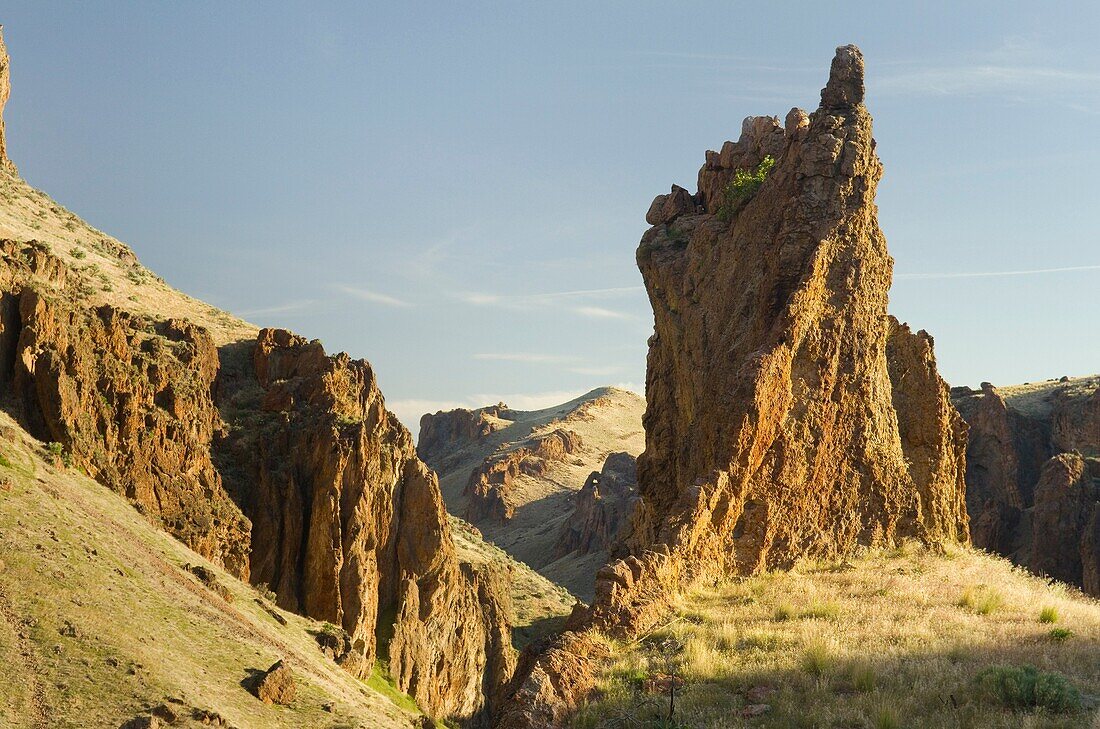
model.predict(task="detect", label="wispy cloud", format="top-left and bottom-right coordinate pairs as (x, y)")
top-left (237, 299), bottom-right (318, 317)
top-left (897, 264), bottom-right (1100, 280)
top-left (473, 352), bottom-right (578, 364)
top-left (460, 285), bottom-right (643, 307)
top-left (573, 305), bottom-right (633, 321)
top-left (332, 284), bottom-right (411, 307)
top-left (877, 65), bottom-right (1100, 96)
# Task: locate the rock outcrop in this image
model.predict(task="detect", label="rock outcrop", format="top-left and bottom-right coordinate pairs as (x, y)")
top-left (0, 241), bottom-right (251, 576)
top-left (0, 27), bottom-right (15, 174)
top-left (463, 429), bottom-right (582, 524)
top-left (497, 45), bottom-right (969, 726)
top-left (552, 452), bottom-right (637, 559)
top-left (953, 376), bottom-right (1100, 595)
top-left (608, 44), bottom-right (965, 631)
top-left (215, 328), bottom-right (515, 722)
top-left (418, 404), bottom-right (508, 473)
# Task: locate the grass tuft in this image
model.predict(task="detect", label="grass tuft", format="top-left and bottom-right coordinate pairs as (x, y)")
top-left (1039, 605), bottom-right (1058, 624)
top-left (958, 586), bottom-right (1003, 615)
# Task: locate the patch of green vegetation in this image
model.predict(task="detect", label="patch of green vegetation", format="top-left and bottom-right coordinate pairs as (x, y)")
top-left (975, 665), bottom-right (1081, 713)
top-left (1048, 627), bottom-right (1073, 642)
top-left (958, 586), bottom-right (1003, 615)
top-left (801, 641), bottom-right (833, 676)
top-left (0, 454), bottom-right (12, 469)
top-left (716, 155), bottom-right (775, 221)
top-left (873, 706), bottom-right (901, 729)
top-left (365, 663), bottom-right (421, 715)
top-left (69, 246), bottom-right (86, 260)
top-left (850, 661), bottom-right (876, 692)
top-left (800, 601), bottom-right (840, 620)
top-left (773, 603), bottom-right (796, 621)
top-left (1039, 606), bottom-right (1058, 624)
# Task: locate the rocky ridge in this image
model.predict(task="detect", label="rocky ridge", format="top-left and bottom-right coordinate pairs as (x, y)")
top-left (953, 375), bottom-right (1100, 595)
top-left (0, 29), bottom-right (511, 725)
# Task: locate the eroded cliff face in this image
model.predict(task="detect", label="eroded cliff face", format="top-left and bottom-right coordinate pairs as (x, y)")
top-left (463, 429), bottom-right (583, 524)
top-left (953, 376), bottom-right (1099, 595)
top-left (593, 45), bottom-right (966, 635)
top-left (216, 328), bottom-right (515, 722)
top-left (0, 240), bottom-right (251, 576)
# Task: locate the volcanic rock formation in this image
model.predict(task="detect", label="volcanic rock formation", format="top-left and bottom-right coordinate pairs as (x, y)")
top-left (497, 45), bottom-right (969, 726)
top-left (601, 43), bottom-right (966, 632)
top-left (0, 240), bottom-right (251, 576)
top-left (953, 376), bottom-right (1100, 595)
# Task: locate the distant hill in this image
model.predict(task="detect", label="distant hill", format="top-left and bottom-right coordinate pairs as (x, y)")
top-left (419, 387), bottom-right (645, 598)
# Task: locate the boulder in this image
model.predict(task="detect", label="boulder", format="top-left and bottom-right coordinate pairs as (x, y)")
top-left (253, 660), bottom-right (296, 705)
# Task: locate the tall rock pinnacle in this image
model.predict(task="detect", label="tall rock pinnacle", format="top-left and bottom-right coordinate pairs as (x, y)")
top-left (0, 27), bottom-right (15, 174)
top-left (594, 43), bottom-right (968, 632)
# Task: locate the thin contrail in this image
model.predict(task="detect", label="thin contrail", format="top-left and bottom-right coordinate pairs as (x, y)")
top-left (896, 264), bottom-right (1100, 280)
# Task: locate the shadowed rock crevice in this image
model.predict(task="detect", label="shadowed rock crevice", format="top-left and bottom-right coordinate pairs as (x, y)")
top-left (954, 376), bottom-right (1100, 595)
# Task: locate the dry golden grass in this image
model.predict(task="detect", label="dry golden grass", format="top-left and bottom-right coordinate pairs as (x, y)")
top-left (576, 543), bottom-right (1100, 728)
top-left (0, 171), bottom-right (257, 345)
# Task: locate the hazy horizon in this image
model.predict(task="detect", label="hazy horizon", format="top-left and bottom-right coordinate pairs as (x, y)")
top-left (3, 3), bottom-right (1098, 430)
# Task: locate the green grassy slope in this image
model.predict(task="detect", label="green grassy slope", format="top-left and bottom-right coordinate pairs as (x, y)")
top-left (0, 410), bottom-right (421, 729)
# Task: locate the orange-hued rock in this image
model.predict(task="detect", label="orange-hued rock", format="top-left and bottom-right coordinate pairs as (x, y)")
top-left (218, 328), bottom-right (514, 722)
top-left (497, 46), bottom-right (970, 725)
top-left (0, 242), bottom-right (250, 576)
top-left (953, 376), bottom-right (1099, 595)
top-left (886, 318), bottom-right (969, 540)
top-left (493, 631), bottom-right (610, 729)
top-left (0, 28), bottom-right (15, 174)
top-left (603, 45), bottom-right (965, 632)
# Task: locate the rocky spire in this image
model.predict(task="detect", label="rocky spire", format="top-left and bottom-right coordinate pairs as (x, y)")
top-left (0, 26), bottom-right (15, 174)
top-left (596, 42), bottom-right (968, 632)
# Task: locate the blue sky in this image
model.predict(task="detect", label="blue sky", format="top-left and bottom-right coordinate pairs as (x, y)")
top-left (3, 3), bottom-right (1099, 429)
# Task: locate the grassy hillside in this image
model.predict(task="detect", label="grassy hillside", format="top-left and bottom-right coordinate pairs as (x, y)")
top-left (577, 544), bottom-right (1100, 729)
top-left (0, 408), bottom-right (425, 729)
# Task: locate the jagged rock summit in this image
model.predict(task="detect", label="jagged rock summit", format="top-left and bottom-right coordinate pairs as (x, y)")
top-left (496, 45), bottom-right (969, 727)
top-left (596, 44), bottom-right (968, 632)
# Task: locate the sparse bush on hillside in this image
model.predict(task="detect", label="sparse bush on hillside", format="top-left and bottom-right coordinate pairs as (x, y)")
top-left (717, 155), bottom-right (775, 221)
top-left (69, 246), bottom-right (86, 259)
top-left (255, 582), bottom-right (278, 602)
top-left (975, 665), bottom-right (1081, 713)
top-left (801, 640), bottom-right (833, 676)
top-left (1048, 627), bottom-right (1073, 642)
top-left (958, 586), bottom-right (1003, 615)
